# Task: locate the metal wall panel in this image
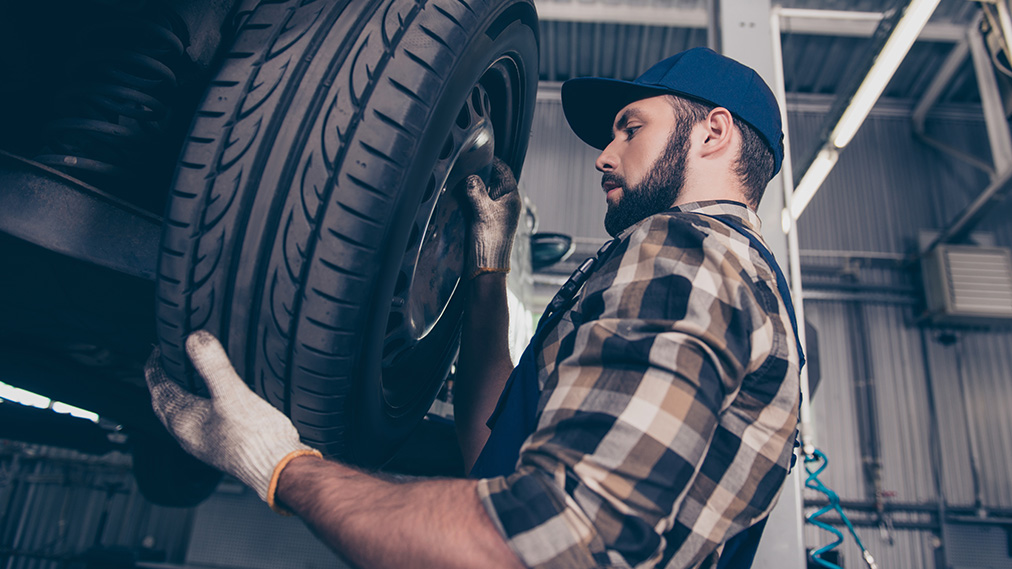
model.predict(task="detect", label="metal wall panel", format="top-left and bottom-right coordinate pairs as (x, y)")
top-left (797, 299), bottom-right (1012, 566)
top-left (803, 527), bottom-right (938, 569)
top-left (790, 107), bottom-right (999, 252)
top-left (0, 444), bottom-right (192, 569)
top-left (925, 328), bottom-right (1012, 508)
top-left (791, 104), bottom-right (1012, 567)
top-left (520, 99), bottom-right (611, 240)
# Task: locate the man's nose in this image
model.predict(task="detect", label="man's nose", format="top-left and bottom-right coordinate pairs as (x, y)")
top-left (595, 140), bottom-right (618, 172)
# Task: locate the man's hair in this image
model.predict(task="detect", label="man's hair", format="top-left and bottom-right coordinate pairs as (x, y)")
top-left (666, 95), bottom-right (775, 208)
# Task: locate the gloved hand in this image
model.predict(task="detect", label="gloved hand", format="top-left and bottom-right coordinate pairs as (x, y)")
top-left (463, 158), bottom-right (521, 279)
top-left (145, 331), bottom-right (321, 513)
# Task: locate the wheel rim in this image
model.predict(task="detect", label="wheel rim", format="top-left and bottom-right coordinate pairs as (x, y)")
top-left (406, 86), bottom-right (493, 344)
top-left (380, 55), bottom-right (524, 412)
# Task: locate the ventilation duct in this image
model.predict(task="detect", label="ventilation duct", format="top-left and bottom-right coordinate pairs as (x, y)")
top-left (921, 244), bottom-right (1012, 326)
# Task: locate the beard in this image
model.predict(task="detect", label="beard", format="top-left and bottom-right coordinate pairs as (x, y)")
top-left (603, 125), bottom-right (691, 237)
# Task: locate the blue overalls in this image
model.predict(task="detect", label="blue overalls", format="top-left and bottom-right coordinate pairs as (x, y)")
top-left (470, 212), bottom-right (806, 569)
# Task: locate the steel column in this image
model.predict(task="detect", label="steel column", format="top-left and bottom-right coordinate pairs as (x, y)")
top-left (915, 17), bottom-right (1012, 259)
top-left (912, 40), bottom-right (970, 130)
top-left (707, 0), bottom-right (721, 52)
top-left (968, 19), bottom-right (1012, 174)
top-left (722, 3), bottom-right (805, 568)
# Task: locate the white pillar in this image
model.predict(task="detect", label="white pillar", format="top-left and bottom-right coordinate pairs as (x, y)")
top-left (721, 3), bottom-right (807, 569)
top-left (720, 0), bottom-right (787, 262)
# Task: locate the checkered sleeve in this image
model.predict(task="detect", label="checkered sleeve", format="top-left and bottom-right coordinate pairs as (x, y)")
top-left (478, 213), bottom-right (778, 568)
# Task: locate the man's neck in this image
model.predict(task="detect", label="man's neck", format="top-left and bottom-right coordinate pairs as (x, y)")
top-left (673, 161), bottom-right (748, 208)
top-left (672, 185), bottom-right (748, 209)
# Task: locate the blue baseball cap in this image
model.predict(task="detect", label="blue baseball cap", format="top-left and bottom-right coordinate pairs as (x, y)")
top-left (561, 47), bottom-right (785, 177)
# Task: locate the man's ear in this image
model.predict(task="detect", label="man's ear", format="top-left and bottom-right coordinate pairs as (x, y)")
top-left (698, 107), bottom-right (736, 158)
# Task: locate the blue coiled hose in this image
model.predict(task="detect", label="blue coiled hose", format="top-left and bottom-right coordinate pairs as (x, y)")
top-left (805, 449), bottom-right (879, 569)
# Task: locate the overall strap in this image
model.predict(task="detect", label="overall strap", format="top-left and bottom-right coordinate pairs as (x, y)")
top-left (469, 239), bottom-right (619, 478)
top-left (695, 212), bottom-right (804, 569)
top-left (698, 213), bottom-right (805, 369)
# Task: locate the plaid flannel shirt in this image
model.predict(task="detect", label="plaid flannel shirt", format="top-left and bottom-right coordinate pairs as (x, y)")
top-left (477, 200), bottom-right (801, 569)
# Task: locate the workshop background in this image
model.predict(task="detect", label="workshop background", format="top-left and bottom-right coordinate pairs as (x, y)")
top-left (3, 0), bottom-right (1012, 568)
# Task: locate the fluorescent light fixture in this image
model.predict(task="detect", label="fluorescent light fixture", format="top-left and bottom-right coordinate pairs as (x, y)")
top-left (791, 148), bottom-right (839, 219)
top-left (0, 382), bottom-right (51, 409)
top-left (829, 0), bottom-right (941, 148)
top-left (52, 401), bottom-right (100, 423)
top-left (0, 381), bottom-right (100, 423)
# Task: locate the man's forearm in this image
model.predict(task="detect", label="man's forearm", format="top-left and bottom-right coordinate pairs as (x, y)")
top-left (277, 456), bottom-right (523, 569)
top-left (455, 273), bottom-right (516, 470)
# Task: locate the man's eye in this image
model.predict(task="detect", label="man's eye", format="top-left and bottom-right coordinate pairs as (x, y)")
top-left (624, 126), bottom-right (641, 138)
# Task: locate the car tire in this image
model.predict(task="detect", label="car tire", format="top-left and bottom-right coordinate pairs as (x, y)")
top-left (155, 0), bottom-right (538, 465)
top-left (132, 433), bottom-right (224, 507)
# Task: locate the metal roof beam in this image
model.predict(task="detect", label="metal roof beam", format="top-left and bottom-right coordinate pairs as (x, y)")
top-left (535, 2), bottom-right (710, 28)
top-left (912, 38), bottom-right (970, 129)
top-left (968, 19), bottom-right (1012, 174)
top-left (535, 2), bottom-right (965, 42)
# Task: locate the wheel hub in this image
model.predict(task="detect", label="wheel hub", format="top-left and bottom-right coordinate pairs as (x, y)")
top-left (381, 83), bottom-right (494, 393)
top-left (406, 114), bottom-right (493, 341)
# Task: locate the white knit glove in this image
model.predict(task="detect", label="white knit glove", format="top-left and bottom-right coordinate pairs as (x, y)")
top-left (464, 158), bottom-right (521, 279)
top-left (145, 331), bottom-right (320, 511)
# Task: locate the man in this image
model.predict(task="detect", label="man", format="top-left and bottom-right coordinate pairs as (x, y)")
top-left (145, 47), bottom-right (802, 569)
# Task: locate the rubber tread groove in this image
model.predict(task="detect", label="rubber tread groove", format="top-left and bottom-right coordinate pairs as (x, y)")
top-left (358, 140), bottom-right (402, 166)
top-left (419, 24), bottom-right (454, 51)
top-left (269, 0), bottom-right (388, 419)
top-left (433, 5), bottom-right (463, 28)
top-left (318, 256), bottom-right (367, 277)
top-left (344, 172), bottom-right (391, 198)
top-left (306, 316), bottom-right (353, 333)
top-left (165, 6), bottom-right (297, 394)
top-left (310, 287), bottom-right (356, 306)
top-left (337, 202), bottom-right (381, 225)
top-left (277, 0), bottom-right (435, 451)
top-left (402, 48), bottom-right (442, 77)
top-left (325, 228), bottom-right (376, 250)
top-left (387, 77), bottom-right (427, 105)
top-left (372, 109), bottom-right (414, 135)
top-left (300, 343), bottom-right (352, 357)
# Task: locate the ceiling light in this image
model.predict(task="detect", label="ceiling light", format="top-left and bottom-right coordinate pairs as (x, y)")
top-left (791, 148), bottom-right (839, 219)
top-left (52, 401), bottom-right (100, 423)
top-left (829, 0), bottom-right (942, 148)
top-left (0, 381), bottom-right (100, 423)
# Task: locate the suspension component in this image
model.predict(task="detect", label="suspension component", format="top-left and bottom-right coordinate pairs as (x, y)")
top-left (34, 2), bottom-right (188, 197)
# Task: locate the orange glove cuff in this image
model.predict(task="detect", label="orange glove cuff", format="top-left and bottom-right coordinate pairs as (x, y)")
top-left (267, 448), bottom-right (323, 516)
top-left (469, 266), bottom-right (510, 280)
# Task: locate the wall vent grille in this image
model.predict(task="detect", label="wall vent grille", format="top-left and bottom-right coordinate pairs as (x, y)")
top-left (922, 244), bottom-right (1012, 326)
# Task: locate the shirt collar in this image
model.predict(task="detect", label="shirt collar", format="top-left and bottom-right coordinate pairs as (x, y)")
top-left (669, 200), bottom-right (763, 233)
top-left (613, 200), bottom-right (764, 241)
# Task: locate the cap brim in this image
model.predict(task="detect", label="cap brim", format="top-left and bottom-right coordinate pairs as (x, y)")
top-left (562, 77), bottom-right (672, 150)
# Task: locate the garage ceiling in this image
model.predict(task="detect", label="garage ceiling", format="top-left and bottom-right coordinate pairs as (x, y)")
top-left (535, 0), bottom-right (983, 104)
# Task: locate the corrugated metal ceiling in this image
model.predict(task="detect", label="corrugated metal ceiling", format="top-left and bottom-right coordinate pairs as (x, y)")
top-left (535, 0), bottom-right (984, 103)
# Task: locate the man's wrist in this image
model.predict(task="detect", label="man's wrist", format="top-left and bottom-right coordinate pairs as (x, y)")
top-left (466, 271), bottom-right (508, 306)
top-left (270, 450), bottom-right (324, 515)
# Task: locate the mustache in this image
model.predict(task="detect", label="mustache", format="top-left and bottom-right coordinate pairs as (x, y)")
top-left (601, 173), bottom-right (625, 189)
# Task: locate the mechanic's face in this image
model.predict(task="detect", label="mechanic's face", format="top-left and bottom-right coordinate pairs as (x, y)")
top-left (595, 96), bottom-right (692, 237)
